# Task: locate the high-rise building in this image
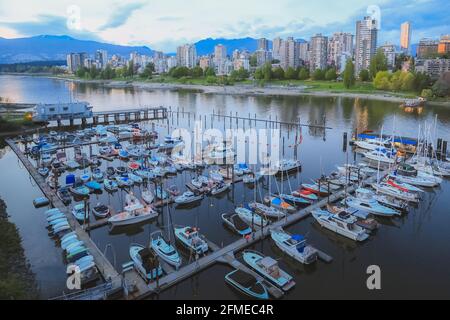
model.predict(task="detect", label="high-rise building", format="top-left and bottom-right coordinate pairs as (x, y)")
top-left (279, 37), bottom-right (300, 70)
top-left (310, 34), bottom-right (328, 71)
top-left (199, 56), bottom-right (212, 71)
top-left (176, 44), bottom-right (197, 68)
top-left (438, 35), bottom-right (450, 54)
top-left (417, 38), bottom-right (439, 58)
top-left (257, 38), bottom-right (269, 51)
top-left (400, 22), bottom-right (412, 53)
top-left (255, 49), bottom-right (272, 67)
top-left (355, 16), bottom-right (378, 74)
top-left (95, 50), bottom-right (108, 69)
top-left (214, 44), bottom-right (227, 65)
top-left (379, 43), bottom-right (396, 69)
top-left (298, 42), bottom-right (309, 65)
top-left (66, 53), bottom-right (85, 73)
top-left (327, 32), bottom-right (353, 70)
top-left (272, 37), bottom-right (283, 60)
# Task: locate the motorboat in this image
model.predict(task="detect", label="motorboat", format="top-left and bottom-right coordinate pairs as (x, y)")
top-left (209, 170), bottom-right (224, 183)
top-left (80, 171), bottom-right (91, 183)
top-left (174, 226), bottom-right (208, 255)
top-left (104, 179), bottom-right (118, 192)
top-left (108, 203), bottom-right (158, 227)
top-left (235, 207), bottom-right (269, 228)
top-left (129, 244), bottom-right (163, 282)
top-left (38, 167), bottom-right (49, 177)
top-left (191, 176), bottom-right (209, 189)
top-left (224, 269), bottom-right (269, 300)
top-left (270, 227), bottom-right (318, 264)
top-left (234, 163), bottom-right (251, 176)
top-left (46, 175), bottom-right (57, 189)
top-left (372, 193), bottom-right (409, 212)
top-left (106, 166), bottom-right (116, 177)
top-left (92, 168), bottom-right (104, 182)
top-left (115, 174), bottom-right (134, 188)
top-left (141, 189), bottom-right (154, 204)
top-left (311, 208), bottom-right (369, 241)
top-left (72, 203), bottom-right (89, 222)
top-left (150, 231), bottom-right (182, 269)
top-left (274, 159), bottom-right (301, 173)
top-left (135, 169), bottom-right (154, 180)
top-left (221, 213), bottom-right (252, 236)
top-left (248, 202), bottom-right (285, 219)
top-left (155, 187), bottom-right (169, 200)
top-left (115, 166), bottom-right (127, 175)
top-left (85, 181), bottom-right (102, 192)
top-left (210, 183), bottom-right (230, 196)
top-left (69, 184), bottom-right (90, 197)
top-left (175, 191), bottom-right (203, 205)
top-left (128, 173), bottom-right (143, 184)
top-left (344, 189), bottom-right (401, 217)
top-left (92, 203), bottom-right (110, 218)
top-left (57, 187), bottom-right (72, 206)
top-left (167, 185), bottom-right (180, 197)
top-left (242, 250), bottom-right (295, 291)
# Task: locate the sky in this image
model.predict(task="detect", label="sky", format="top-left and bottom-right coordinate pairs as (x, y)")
top-left (0, 0), bottom-right (448, 52)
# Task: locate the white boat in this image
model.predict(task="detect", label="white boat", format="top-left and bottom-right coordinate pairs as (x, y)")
top-left (270, 227), bottom-right (318, 264)
top-left (108, 195), bottom-right (158, 226)
top-left (92, 203), bottom-right (110, 218)
top-left (371, 182), bottom-right (420, 203)
top-left (129, 244), bottom-right (163, 282)
top-left (174, 226), bottom-right (208, 255)
top-left (344, 188), bottom-right (401, 217)
top-left (242, 250), bottom-right (295, 291)
top-left (128, 173), bottom-right (143, 184)
top-left (248, 202), bottom-right (285, 219)
top-left (191, 176), bottom-right (209, 189)
top-left (235, 207), bottom-right (269, 228)
top-left (354, 138), bottom-right (392, 151)
top-left (142, 189), bottom-right (154, 204)
top-left (210, 183), bottom-right (230, 195)
top-left (312, 208), bottom-right (369, 241)
top-left (274, 159), bottom-right (301, 173)
top-left (372, 193), bottom-right (409, 212)
top-left (221, 213), bottom-right (252, 236)
top-left (103, 179), bottom-right (118, 192)
top-left (174, 191), bottom-right (203, 205)
top-left (364, 148), bottom-right (399, 164)
top-left (115, 175), bottom-right (134, 187)
top-left (72, 203), bottom-right (89, 222)
top-left (384, 177), bottom-right (425, 193)
top-left (150, 231), bottom-right (182, 269)
top-left (411, 161), bottom-right (450, 177)
top-left (209, 170), bottom-right (224, 183)
top-left (390, 172), bottom-right (439, 187)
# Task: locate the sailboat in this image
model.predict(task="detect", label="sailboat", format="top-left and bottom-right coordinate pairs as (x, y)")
top-left (344, 188), bottom-right (401, 217)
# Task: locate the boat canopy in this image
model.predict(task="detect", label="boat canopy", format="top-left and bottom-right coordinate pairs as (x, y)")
top-left (291, 234), bottom-right (305, 242)
top-left (357, 133), bottom-right (417, 146)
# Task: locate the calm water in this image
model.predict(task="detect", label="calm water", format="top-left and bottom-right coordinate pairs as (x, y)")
top-left (1, 74), bottom-right (450, 300)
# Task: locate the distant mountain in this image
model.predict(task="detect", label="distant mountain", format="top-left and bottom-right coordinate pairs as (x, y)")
top-left (194, 37), bottom-right (264, 56)
top-left (0, 35), bottom-right (153, 64)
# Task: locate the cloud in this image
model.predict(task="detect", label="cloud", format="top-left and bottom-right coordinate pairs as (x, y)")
top-left (0, 14), bottom-right (100, 40)
top-left (98, 2), bottom-right (146, 31)
top-left (156, 16), bottom-right (183, 22)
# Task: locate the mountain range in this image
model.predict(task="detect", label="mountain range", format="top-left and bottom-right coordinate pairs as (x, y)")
top-left (0, 35), bottom-right (266, 64)
top-left (0, 35), bottom-right (153, 64)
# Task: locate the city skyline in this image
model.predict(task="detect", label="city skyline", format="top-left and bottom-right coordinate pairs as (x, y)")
top-left (0, 0), bottom-right (448, 52)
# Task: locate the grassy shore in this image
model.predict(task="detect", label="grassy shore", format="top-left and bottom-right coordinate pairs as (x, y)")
top-left (0, 115), bottom-right (38, 135)
top-left (0, 198), bottom-right (38, 299)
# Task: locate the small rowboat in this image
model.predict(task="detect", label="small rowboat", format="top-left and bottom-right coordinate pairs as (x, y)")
top-left (225, 269), bottom-right (269, 300)
top-left (221, 213), bottom-right (252, 236)
top-left (128, 162), bottom-right (140, 171)
top-left (92, 203), bottom-right (110, 218)
top-left (292, 188), bottom-right (318, 201)
top-left (301, 183), bottom-right (329, 196)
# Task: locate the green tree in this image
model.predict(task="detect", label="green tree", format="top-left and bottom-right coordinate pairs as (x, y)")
top-left (325, 68), bottom-right (337, 81)
top-left (191, 66), bottom-right (204, 78)
top-left (272, 67), bottom-right (285, 80)
top-left (400, 72), bottom-right (415, 91)
top-left (343, 60), bottom-right (356, 88)
top-left (373, 71), bottom-right (391, 90)
top-left (359, 69), bottom-right (370, 81)
top-left (285, 67), bottom-right (297, 80)
top-left (413, 72), bottom-right (432, 93)
top-left (298, 67), bottom-right (309, 80)
top-left (369, 48), bottom-right (388, 79)
top-left (249, 54), bottom-right (257, 67)
top-left (421, 89), bottom-right (433, 99)
top-left (432, 79), bottom-right (450, 97)
top-left (127, 61), bottom-right (135, 77)
top-left (204, 67), bottom-right (216, 77)
top-left (260, 62), bottom-right (272, 81)
top-left (141, 63), bottom-right (155, 78)
top-left (311, 68), bottom-right (325, 80)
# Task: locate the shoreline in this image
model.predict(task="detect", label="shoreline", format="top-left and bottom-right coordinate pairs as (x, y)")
top-left (2, 73), bottom-right (450, 107)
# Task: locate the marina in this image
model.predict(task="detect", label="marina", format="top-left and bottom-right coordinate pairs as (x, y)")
top-left (1, 75), bottom-right (450, 300)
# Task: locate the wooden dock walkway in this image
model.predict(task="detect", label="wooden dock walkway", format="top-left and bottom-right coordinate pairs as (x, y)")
top-left (5, 138), bottom-right (122, 290)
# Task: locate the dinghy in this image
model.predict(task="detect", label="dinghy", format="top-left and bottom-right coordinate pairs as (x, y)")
top-left (301, 183), bottom-right (329, 196)
top-left (128, 173), bottom-right (143, 184)
top-left (104, 179), bottom-right (118, 192)
top-left (224, 269), bottom-right (269, 300)
top-left (292, 188), bottom-right (319, 201)
top-left (129, 244), bottom-right (163, 282)
top-left (85, 181), bottom-right (102, 192)
top-left (174, 226), bottom-right (208, 255)
top-left (277, 193), bottom-right (310, 206)
top-left (57, 187), bottom-right (72, 206)
top-left (242, 250), bottom-right (295, 291)
top-left (150, 231), bottom-right (182, 268)
top-left (69, 184), bottom-right (90, 197)
top-left (270, 227), bottom-right (318, 264)
top-left (92, 168), bottom-right (104, 182)
top-left (266, 196), bottom-right (296, 213)
top-left (221, 213), bottom-right (252, 236)
top-left (38, 167), bottom-right (49, 177)
top-left (72, 203), bottom-right (89, 222)
top-left (92, 203), bottom-right (110, 218)
top-left (115, 175), bottom-right (134, 188)
top-left (210, 183), bottom-right (230, 196)
top-left (141, 189), bottom-right (154, 204)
